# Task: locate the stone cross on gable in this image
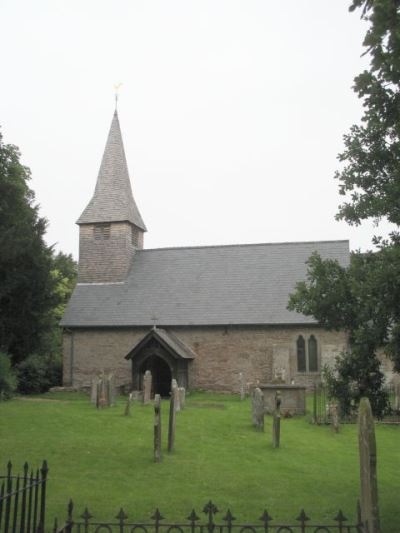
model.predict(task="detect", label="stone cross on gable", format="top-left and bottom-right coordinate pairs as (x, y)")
top-left (151, 314), bottom-right (159, 329)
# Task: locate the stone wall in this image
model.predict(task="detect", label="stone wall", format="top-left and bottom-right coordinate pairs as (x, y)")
top-left (63, 324), bottom-right (348, 392)
top-left (78, 222), bottom-right (143, 283)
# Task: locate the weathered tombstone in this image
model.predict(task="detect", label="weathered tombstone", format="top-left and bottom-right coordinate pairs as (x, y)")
top-left (331, 402), bottom-right (340, 433)
top-left (358, 397), bottom-right (380, 533)
top-left (154, 394), bottom-right (162, 463)
top-left (252, 387), bottom-right (264, 430)
top-left (107, 373), bottom-right (115, 406)
top-left (272, 390), bottom-right (281, 448)
top-left (239, 372), bottom-right (245, 400)
top-left (171, 380), bottom-right (180, 412)
top-left (178, 387), bottom-right (186, 410)
top-left (98, 378), bottom-right (107, 408)
top-left (168, 387), bottom-right (177, 452)
top-left (143, 370), bottom-right (152, 404)
top-left (91, 377), bottom-right (99, 404)
top-left (124, 393), bottom-right (133, 416)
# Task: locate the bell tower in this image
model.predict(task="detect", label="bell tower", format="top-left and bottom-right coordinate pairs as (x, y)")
top-left (76, 110), bottom-right (146, 283)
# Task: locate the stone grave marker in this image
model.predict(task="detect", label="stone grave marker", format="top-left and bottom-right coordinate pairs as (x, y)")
top-left (358, 397), bottom-right (380, 533)
top-left (107, 373), bottom-right (115, 406)
top-left (178, 387), bottom-right (186, 410)
top-left (124, 393), bottom-right (133, 416)
top-left (331, 402), bottom-right (340, 433)
top-left (168, 386), bottom-right (177, 452)
top-left (172, 380), bottom-right (181, 412)
top-left (91, 377), bottom-right (99, 404)
top-left (252, 387), bottom-right (264, 430)
top-left (272, 390), bottom-right (281, 448)
top-left (239, 372), bottom-right (245, 400)
top-left (143, 370), bottom-right (152, 404)
top-left (154, 394), bottom-right (162, 463)
top-left (394, 382), bottom-right (400, 411)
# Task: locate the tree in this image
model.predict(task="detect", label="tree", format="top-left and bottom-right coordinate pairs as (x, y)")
top-left (0, 130), bottom-right (57, 364)
top-left (336, 0), bottom-right (400, 233)
top-left (288, 1), bottom-right (400, 416)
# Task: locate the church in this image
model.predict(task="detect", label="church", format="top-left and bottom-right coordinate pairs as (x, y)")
top-left (61, 109), bottom-right (349, 395)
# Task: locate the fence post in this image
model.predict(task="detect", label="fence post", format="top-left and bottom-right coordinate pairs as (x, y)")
top-left (313, 384), bottom-right (317, 424)
top-left (37, 461), bottom-right (48, 533)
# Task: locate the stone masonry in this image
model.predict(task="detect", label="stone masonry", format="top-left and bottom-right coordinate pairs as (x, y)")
top-left (62, 324), bottom-right (347, 392)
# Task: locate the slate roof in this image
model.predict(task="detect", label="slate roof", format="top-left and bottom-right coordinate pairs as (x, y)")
top-left (77, 111), bottom-right (147, 230)
top-left (61, 240), bottom-right (350, 327)
top-left (125, 328), bottom-right (196, 360)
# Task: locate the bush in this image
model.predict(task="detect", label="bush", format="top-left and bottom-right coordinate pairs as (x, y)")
top-left (17, 353), bottom-right (62, 394)
top-left (0, 352), bottom-right (17, 400)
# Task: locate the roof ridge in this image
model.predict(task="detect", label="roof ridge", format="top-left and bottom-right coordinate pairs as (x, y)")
top-left (139, 239), bottom-right (349, 253)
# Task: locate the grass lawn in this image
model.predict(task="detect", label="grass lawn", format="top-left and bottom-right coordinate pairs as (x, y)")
top-left (0, 391), bottom-right (399, 532)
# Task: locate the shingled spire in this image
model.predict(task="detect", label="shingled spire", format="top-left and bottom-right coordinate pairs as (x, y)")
top-left (77, 110), bottom-right (146, 283)
top-left (77, 110), bottom-right (146, 230)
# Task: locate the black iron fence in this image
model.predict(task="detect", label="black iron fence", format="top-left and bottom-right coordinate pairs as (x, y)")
top-left (0, 461), bottom-right (48, 533)
top-left (312, 383), bottom-right (400, 425)
top-left (54, 499), bottom-right (364, 533)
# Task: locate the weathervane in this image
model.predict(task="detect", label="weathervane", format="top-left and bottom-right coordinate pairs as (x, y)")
top-left (114, 83), bottom-right (123, 109)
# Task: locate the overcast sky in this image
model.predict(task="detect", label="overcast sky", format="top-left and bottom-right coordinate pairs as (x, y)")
top-left (0, 0), bottom-right (392, 259)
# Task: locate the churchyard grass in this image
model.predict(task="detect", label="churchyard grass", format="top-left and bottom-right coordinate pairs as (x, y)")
top-left (0, 392), bottom-right (399, 532)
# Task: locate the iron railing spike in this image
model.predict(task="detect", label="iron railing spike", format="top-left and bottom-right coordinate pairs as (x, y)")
top-left (187, 509), bottom-right (200, 522)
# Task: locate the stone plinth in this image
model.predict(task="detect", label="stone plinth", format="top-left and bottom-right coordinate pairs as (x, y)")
top-left (259, 384), bottom-right (306, 416)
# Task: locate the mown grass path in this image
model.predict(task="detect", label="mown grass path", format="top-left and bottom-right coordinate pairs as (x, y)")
top-left (0, 392), bottom-right (399, 531)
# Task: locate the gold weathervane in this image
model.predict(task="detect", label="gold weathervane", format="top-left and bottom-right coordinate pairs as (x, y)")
top-left (114, 83), bottom-right (123, 108)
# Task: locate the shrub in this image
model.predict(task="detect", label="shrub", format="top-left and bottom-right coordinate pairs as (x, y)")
top-left (0, 352), bottom-right (17, 400)
top-left (17, 353), bottom-right (62, 394)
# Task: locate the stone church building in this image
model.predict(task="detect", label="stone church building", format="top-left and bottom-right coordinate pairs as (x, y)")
top-left (61, 110), bottom-right (349, 395)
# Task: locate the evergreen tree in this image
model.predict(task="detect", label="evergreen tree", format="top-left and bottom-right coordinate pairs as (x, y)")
top-left (0, 130), bottom-right (57, 364)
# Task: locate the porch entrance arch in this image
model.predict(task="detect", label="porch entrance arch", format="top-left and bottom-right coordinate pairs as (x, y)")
top-left (125, 328), bottom-right (196, 399)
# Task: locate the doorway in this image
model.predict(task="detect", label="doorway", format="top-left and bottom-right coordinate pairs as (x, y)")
top-left (139, 355), bottom-right (172, 397)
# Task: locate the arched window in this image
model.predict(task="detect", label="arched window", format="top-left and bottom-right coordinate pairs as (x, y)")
top-left (297, 335), bottom-right (306, 372)
top-left (308, 335), bottom-right (318, 372)
top-left (297, 335), bottom-right (319, 372)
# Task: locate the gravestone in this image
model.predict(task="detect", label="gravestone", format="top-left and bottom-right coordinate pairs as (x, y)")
top-left (358, 397), bottom-right (380, 533)
top-left (272, 390), bottom-right (281, 448)
top-left (331, 402), bottom-right (340, 433)
top-left (91, 377), bottom-right (99, 404)
top-left (252, 387), bottom-right (264, 430)
top-left (168, 387), bottom-right (177, 452)
top-left (124, 393), bottom-right (133, 416)
top-left (239, 372), bottom-right (245, 400)
top-left (143, 370), bottom-right (152, 404)
top-left (154, 394), bottom-right (162, 463)
top-left (107, 373), bottom-right (115, 406)
top-left (178, 387), bottom-right (186, 410)
top-left (172, 380), bottom-right (180, 412)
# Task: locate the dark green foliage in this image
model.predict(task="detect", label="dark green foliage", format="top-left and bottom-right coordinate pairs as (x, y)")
top-left (288, 252), bottom-right (390, 417)
top-left (0, 352), bottom-right (16, 400)
top-left (0, 131), bottom-right (57, 364)
top-left (337, 1), bottom-right (400, 232)
top-left (16, 353), bottom-right (62, 394)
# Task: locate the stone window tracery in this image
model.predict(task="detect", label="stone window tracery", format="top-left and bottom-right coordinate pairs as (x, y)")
top-left (296, 334), bottom-right (319, 372)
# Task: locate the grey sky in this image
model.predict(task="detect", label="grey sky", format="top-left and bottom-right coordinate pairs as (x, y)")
top-left (0, 0), bottom-right (391, 259)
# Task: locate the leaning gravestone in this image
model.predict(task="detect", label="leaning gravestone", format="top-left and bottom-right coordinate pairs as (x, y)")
top-left (143, 370), bottom-right (152, 404)
top-left (168, 387), bottom-right (177, 452)
top-left (272, 390), bottom-right (281, 448)
top-left (358, 397), bottom-right (380, 533)
top-left (252, 387), bottom-right (264, 430)
top-left (154, 394), bottom-right (162, 463)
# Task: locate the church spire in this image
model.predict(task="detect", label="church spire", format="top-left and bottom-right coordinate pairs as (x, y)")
top-left (77, 110), bottom-right (146, 231)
